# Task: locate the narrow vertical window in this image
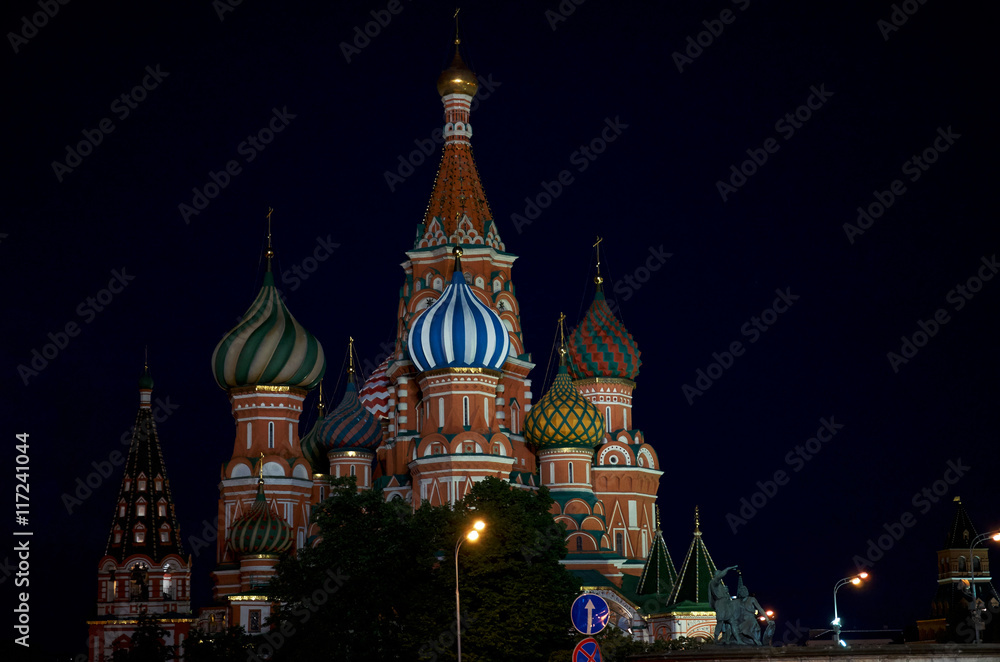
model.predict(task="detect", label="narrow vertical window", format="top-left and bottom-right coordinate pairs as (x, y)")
top-left (568, 462), bottom-right (574, 483)
top-left (246, 422), bottom-right (252, 449)
top-left (462, 397), bottom-right (470, 426)
top-left (605, 407), bottom-right (612, 432)
top-left (268, 422), bottom-right (275, 449)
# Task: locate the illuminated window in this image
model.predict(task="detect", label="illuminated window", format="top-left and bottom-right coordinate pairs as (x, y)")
top-left (119, 502), bottom-right (126, 517)
top-left (135, 531), bottom-right (145, 543)
top-left (158, 502), bottom-right (166, 517)
top-left (136, 503), bottom-right (146, 517)
top-left (160, 530), bottom-right (169, 543)
top-left (114, 531), bottom-right (122, 544)
top-left (154, 477), bottom-right (163, 491)
top-left (124, 479), bottom-right (131, 491)
top-left (138, 478), bottom-right (147, 491)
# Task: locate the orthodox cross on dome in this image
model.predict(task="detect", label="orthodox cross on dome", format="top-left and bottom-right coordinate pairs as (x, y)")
top-left (348, 336), bottom-right (356, 382)
top-left (258, 451), bottom-right (265, 482)
top-left (265, 207), bottom-right (275, 270)
top-left (558, 312), bottom-right (567, 361)
top-left (593, 235), bottom-right (604, 289)
top-left (694, 505), bottom-right (701, 534)
top-left (453, 245), bottom-right (464, 272)
top-left (453, 7), bottom-right (461, 43)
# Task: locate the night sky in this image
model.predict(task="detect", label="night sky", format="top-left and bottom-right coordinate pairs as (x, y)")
top-left (5, 0), bottom-right (998, 658)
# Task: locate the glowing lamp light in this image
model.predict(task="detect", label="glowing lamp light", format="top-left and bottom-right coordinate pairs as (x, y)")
top-left (473, 520), bottom-right (486, 532)
top-left (851, 577), bottom-right (861, 585)
top-left (838, 639), bottom-right (848, 648)
top-left (466, 530), bottom-right (479, 542)
top-left (858, 572), bottom-right (869, 579)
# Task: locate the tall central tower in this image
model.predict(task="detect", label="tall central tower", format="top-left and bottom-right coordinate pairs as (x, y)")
top-left (373, 38), bottom-right (537, 503)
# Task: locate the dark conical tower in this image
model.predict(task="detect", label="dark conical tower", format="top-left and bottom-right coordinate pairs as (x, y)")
top-left (87, 365), bottom-right (194, 662)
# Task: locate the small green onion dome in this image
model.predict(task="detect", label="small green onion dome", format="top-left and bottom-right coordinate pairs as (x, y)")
top-left (227, 478), bottom-right (293, 557)
top-left (524, 363), bottom-right (604, 450)
top-left (138, 365), bottom-right (154, 390)
top-left (212, 271), bottom-right (325, 390)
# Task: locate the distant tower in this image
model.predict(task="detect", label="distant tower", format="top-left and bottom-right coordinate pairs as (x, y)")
top-left (209, 218), bottom-right (325, 626)
top-left (87, 366), bottom-right (193, 662)
top-left (917, 497), bottom-right (1000, 642)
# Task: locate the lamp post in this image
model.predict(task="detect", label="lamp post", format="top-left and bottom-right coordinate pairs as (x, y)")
top-left (832, 572), bottom-right (868, 647)
top-left (455, 519), bottom-right (486, 662)
top-left (968, 531), bottom-right (1000, 644)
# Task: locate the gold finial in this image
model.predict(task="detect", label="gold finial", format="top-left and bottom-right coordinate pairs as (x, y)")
top-left (593, 235), bottom-right (604, 289)
top-left (348, 336), bottom-right (355, 378)
top-left (144, 345), bottom-right (148, 370)
top-left (694, 505), bottom-right (701, 533)
top-left (954, 496), bottom-right (962, 503)
top-left (453, 245), bottom-right (464, 272)
top-left (317, 380), bottom-right (325, 415)
top-left (265, 207), bottom-right (275, 269)
top-left (557, 312), bottom-right (567, 363)
top-left (655, 504), bottom-right (661, 532)
top-left (454, 7), bottom-right (461, 44)
top-left (258, 452), bottom-right (265, 483)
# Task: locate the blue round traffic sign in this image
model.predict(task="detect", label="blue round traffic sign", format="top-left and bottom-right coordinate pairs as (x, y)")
top-left (570, 593), bottom-right (610, 635)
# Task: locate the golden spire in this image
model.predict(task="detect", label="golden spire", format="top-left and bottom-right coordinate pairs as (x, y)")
top-left (655, 504), bottom-right (661, 532)
top-left (258, 452), bottom-right (265, 484)
top-left (558, 312), bottom-right (567, 364)
top-left (593, 235), bottom-right (604, 290)
top-left (348, 336), bottom-right (355, 382)
top-left (454, 7), bottom-right (461, 44)
top-left (144, 345), bottom-right (148, 370)
top-left (317, 380), bottom-right (325, 416)
top-left (265, 207), bottom-right (275, 271)
top-left (694, 505), bottom-right (701, 534)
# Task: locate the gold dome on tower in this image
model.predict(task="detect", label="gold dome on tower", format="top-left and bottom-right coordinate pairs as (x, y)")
top-left (437, 44), bottom-right (478, 97)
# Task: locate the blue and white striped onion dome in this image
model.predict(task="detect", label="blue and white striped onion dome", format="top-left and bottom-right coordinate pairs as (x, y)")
top-left (212, 271), bottom-right (325, 390)
top-left (407, 270), bottom-right (511, 372)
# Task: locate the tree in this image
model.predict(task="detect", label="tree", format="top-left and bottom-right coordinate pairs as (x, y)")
top-left (182, 626), bottom-right (254, 661)
top-left (263, 476), bottom-right (581, 661)
top-left (110, 613), bottom-right (175, 662)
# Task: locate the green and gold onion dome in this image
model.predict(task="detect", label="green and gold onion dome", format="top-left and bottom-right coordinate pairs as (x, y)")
top-left (437, 44), bottom-right (478, 97)
top-left (524, 362), bottom-right (605, 451)
top-left (212, 270), bottom-right (325, 390)
top-left (227, 477), bottom-right (294, 557)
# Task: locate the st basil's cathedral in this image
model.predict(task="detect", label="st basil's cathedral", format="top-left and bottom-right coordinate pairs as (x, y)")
top-left (85, 37), bottom-right (734, 660)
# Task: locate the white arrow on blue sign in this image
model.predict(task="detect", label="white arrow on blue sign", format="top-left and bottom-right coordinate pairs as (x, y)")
top-left (570, 593), bottom-right (610, 635)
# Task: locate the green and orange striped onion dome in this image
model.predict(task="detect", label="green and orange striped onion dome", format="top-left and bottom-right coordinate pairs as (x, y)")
top-left (212, 271), bottom-right (325, 390)
top-left (524, 363), bottom-right (604, 450)
top-left (568, 291), bottom-right (641, 381)
top-left (227, 478), bottom-right (293, 557)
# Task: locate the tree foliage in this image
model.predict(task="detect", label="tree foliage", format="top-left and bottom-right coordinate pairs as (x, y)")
top-left (182, 625), bottom-right (255, 661)
top-left (263, 476), bottom-right (580, 661)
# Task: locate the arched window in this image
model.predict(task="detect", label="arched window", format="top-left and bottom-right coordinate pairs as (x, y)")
top-left (974, 556), bottom-right (981, 572)
top-left (959, 556), bottom-right (967, 572)
top-left (268, 422), bottom-right (275, 449)
top-left (511, 402), bottom-right (520, 434)
top-left (136, 501), bottom-right (146, 517)
top-left (350, 465), bottom-right (356, 477)
top-left (605, 406), bottom-right (612, 432)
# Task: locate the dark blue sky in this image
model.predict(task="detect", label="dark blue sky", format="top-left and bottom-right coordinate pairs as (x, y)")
top-left (4, 0), bottom-right (997, 657)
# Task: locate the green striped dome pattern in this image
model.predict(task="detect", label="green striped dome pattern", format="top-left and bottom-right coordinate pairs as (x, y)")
top-left (524, 365), bottom-right (604, 450)
top-left (212, 271), bottom-right (325, 390)
top-left (227, 479), bottom-right (293, 557)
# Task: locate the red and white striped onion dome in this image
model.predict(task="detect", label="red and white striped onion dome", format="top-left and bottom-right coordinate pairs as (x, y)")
top-left (360, 357), bottom-right (391, 419)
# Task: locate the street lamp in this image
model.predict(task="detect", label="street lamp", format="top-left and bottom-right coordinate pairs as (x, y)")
top-left (968, 531), bottom-right (1000, 644)
top-left (455, 519), bottom-right (486, 662)
top-left (832, 572), bottom-right (868, 647)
